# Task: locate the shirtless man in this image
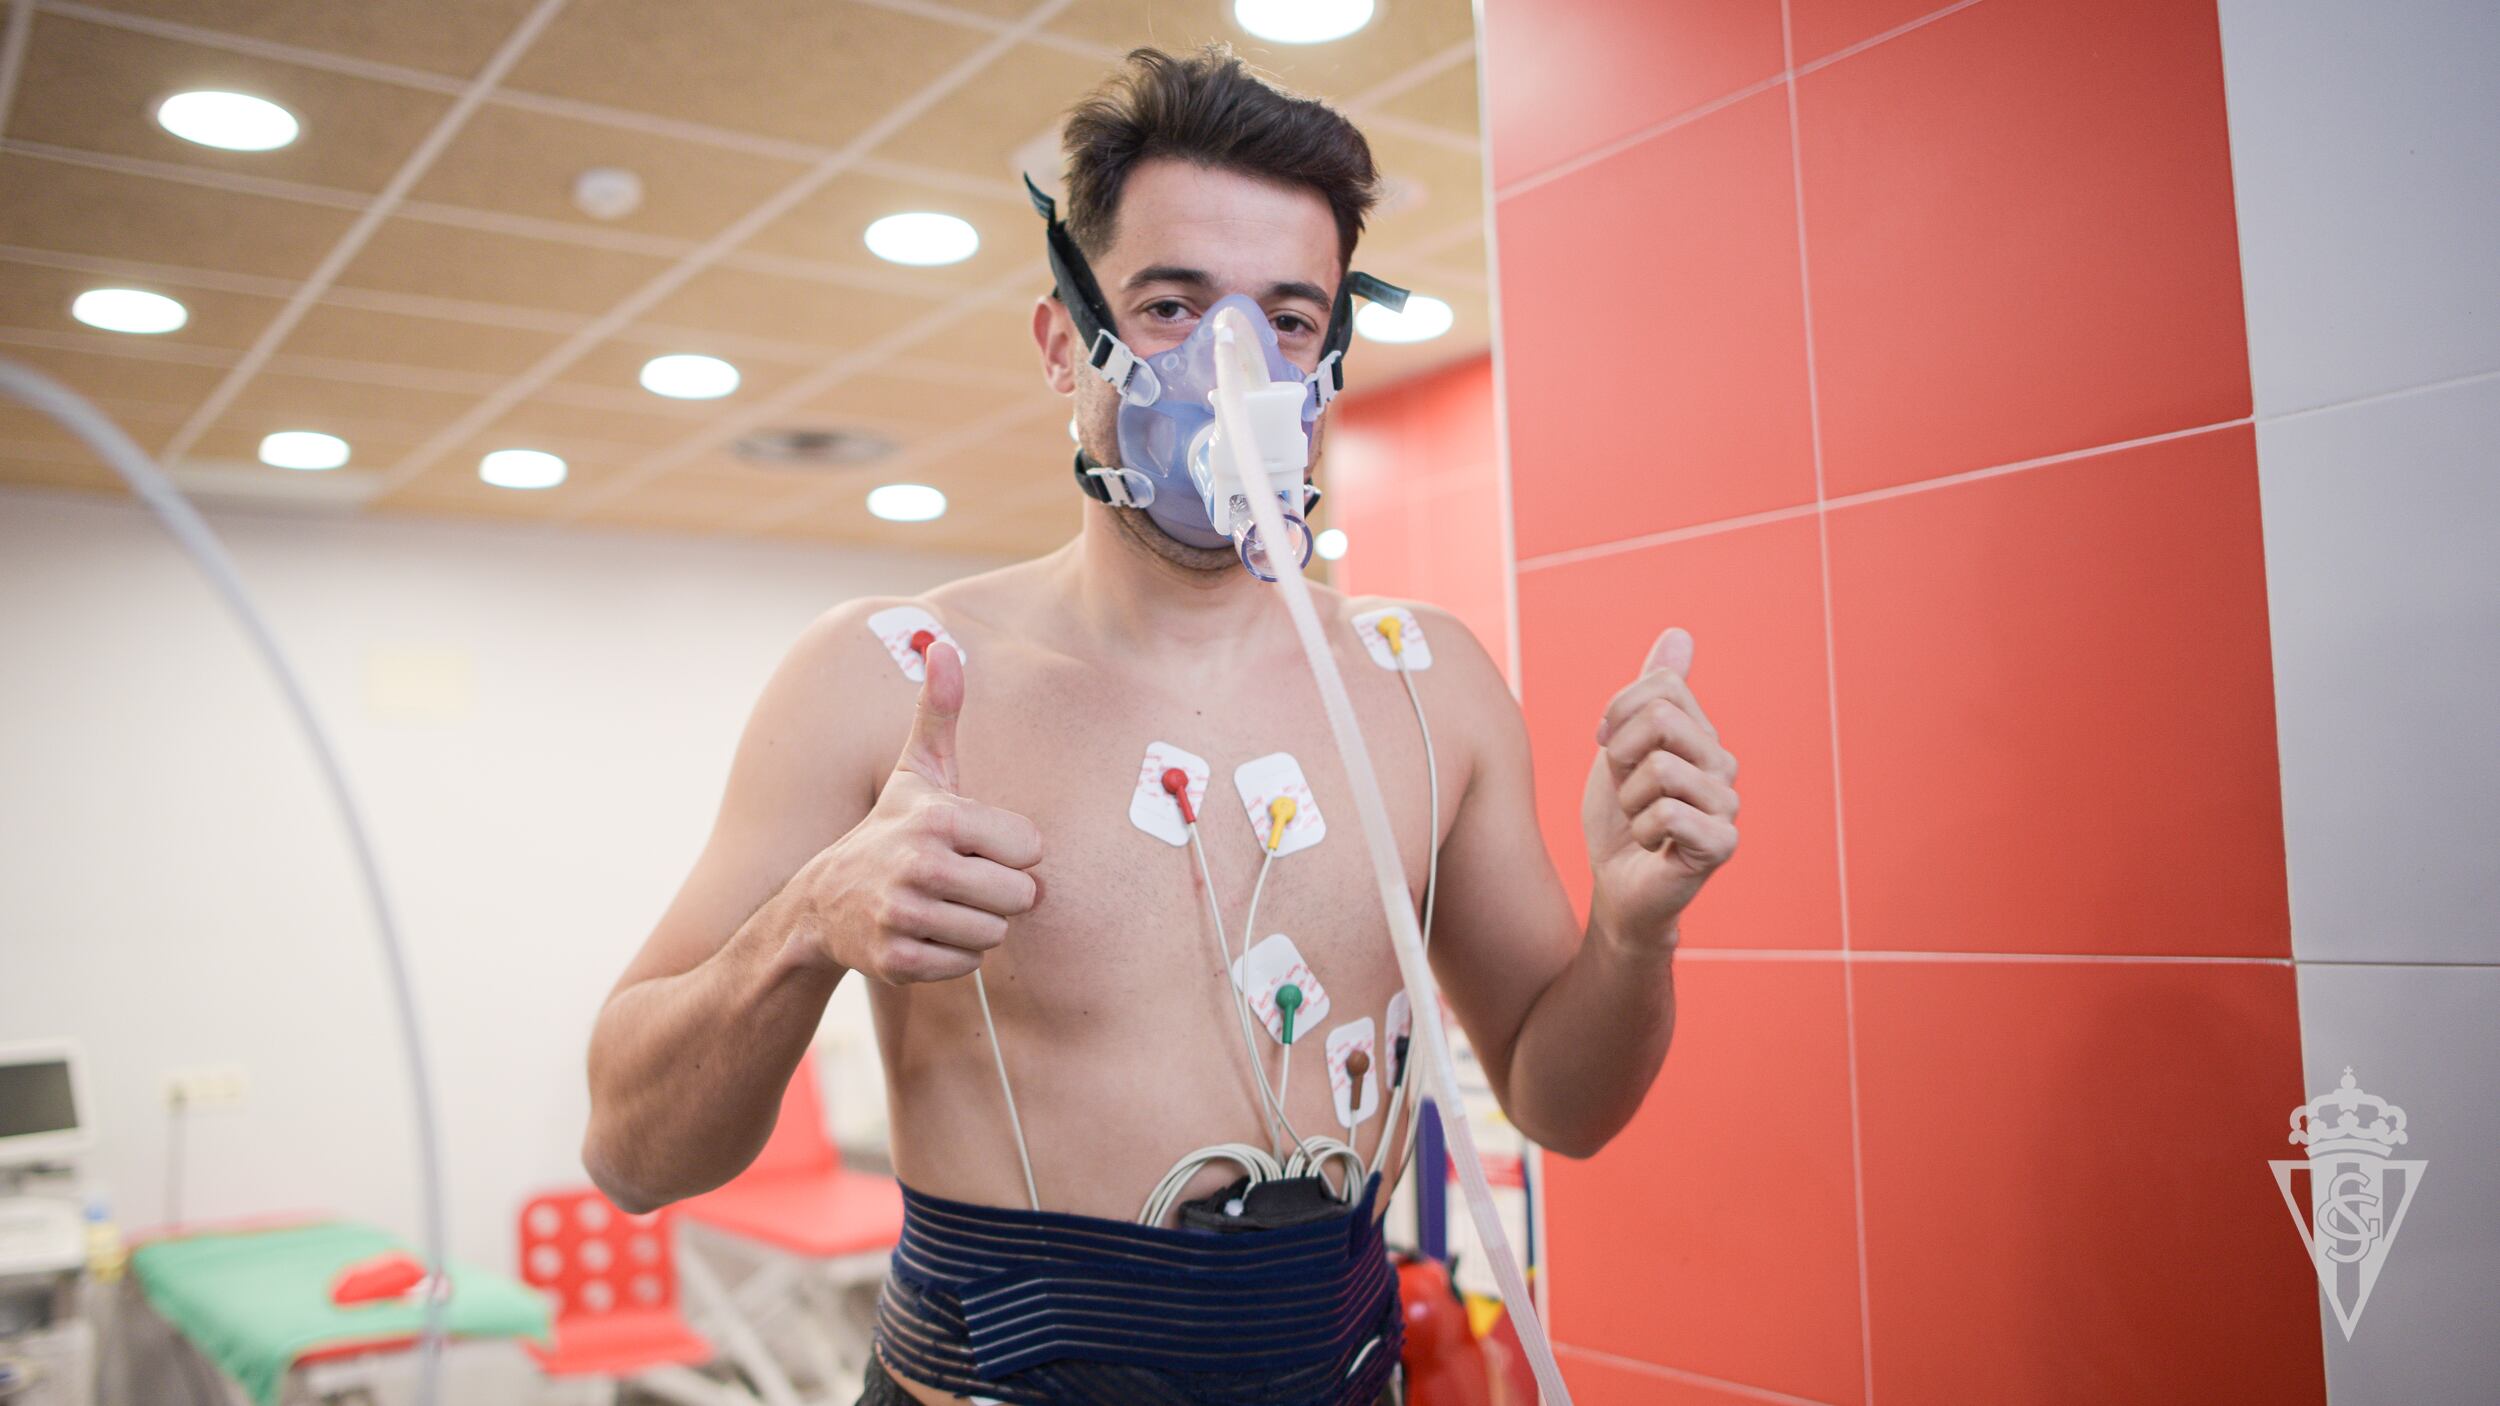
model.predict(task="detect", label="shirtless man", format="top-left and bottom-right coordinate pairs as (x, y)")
top-left (583, 45), bottom-right (1739, 1406)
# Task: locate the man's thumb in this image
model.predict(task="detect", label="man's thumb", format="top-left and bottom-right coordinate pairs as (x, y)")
top-left (898, 639), bottom-right (963, 789)
top-left (1645, 626), bottom-right (1695, 679)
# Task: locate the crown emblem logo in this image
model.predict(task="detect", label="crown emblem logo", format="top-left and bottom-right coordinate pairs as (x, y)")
top-left (2272, 1067), bottom-right (2427, 1340)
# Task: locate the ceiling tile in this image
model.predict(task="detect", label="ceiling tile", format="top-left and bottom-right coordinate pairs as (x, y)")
top-left (640, 264), bottom-right (949, 351)
top-left (66, 0), bottom-right (551, 79)
top-left (741, 171), bottom-right (1034, 290)
top-left (0, 340), bottom-right (226, 418)
top-left (569, 463), bottom-right (835, 534)
top-left (873, 42), bottom-right (1111, 182)
top-left (0, 258), bottom-right (287, 352)
top-left (553, 332), bottom-right (817, 410)
top-left (217, 369), bottom-right (486, 443)
top-left (801, 368), bottom-right (1035, 431)
top-left (1373, 59), bottom-right (1481, 134)
top-left (938, 296), bottom-right (1056, 376)
top-left (480, 395), bottom-right (709, 456)
top-left (1046, 0), bottom-right (1478, 102)
top-left (10, 14), bottom-right (457, 194)
top-left (334, 216), bottom-right (677, 314)
top-left (0, 452), bottom-right (126, 495)
top-left (181, 423), bottom-right (424, 471)
top-left (412, 101), bottom-right (815, 244)
top-left (504, 0), bottom-right (992, 148)
top-left (1359, 132), bottom-right (1483, 253)
top-left (278, 301), bottom-right (570, 376)
top-left (0, 153), bottom-right (358, 279)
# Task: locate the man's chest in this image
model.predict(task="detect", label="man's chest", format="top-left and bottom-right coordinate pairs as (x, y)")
top-left (942, 651), bottom-right (1441, 1022)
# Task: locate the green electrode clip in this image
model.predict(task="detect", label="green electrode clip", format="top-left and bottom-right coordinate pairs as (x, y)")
top-left (1276, 983), bottom-right (1304, 1044)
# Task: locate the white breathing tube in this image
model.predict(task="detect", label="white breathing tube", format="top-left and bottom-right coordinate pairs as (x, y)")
top-left (0, 359), bottom-right (452, 1405)
top-left (1209, 309), bottom-right (1575, 1404)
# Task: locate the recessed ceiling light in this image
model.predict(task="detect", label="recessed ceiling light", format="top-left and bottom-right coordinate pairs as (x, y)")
top-left (864, 212), bottom-right (979, 267)
top-left (1355, 293), bottom-right (1454, 344)
top-left (70, 288), bottom-right (188, 334)
top-left (479, 448), bottom-right (567, 490)
top-left (1235, 0), bottom-right (1376, 44)
top-left (866, 483), bottom-right (947, 522)
top-left (155, 91), bottom-right (300, 151)
top-left (1314, 527), bottom-right (1348, 560)
top-left (258, 431), bottom-right (350, 471)
top-left (639, 353), bottom-right (740, 400)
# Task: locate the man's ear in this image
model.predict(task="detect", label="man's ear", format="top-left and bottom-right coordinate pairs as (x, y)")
top-left (1033, 295), bottom-right (1078, 395)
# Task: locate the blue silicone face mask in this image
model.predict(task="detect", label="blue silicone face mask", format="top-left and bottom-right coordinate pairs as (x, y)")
top-left (1105, 292), bottom-right (1319, 571)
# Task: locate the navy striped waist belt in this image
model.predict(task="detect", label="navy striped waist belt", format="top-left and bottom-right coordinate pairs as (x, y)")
top-left (876, 1176), bottom-right (1403, 1406)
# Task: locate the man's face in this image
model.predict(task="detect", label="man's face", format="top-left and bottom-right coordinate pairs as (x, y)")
top-left (1034, 157), bottom-right (1345, 574)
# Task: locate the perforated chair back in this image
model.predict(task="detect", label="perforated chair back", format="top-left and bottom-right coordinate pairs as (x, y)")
top-left (517, 1187), bottom-right (679, 1321)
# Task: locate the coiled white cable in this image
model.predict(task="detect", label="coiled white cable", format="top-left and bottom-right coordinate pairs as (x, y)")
top-left (0, 358), bottom-right (453, 1406)
top-left (1209, 310), bottom-right (1574, 1404)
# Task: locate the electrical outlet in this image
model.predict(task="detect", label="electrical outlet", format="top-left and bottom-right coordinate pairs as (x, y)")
top-left (165, 1065), bottom-right (248, 1110)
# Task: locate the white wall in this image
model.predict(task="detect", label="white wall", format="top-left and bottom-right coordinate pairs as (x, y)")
top-left (0, 486), bottom-right (992, 1276)
top-left (2219, 0), bottom-right (2500, 1399)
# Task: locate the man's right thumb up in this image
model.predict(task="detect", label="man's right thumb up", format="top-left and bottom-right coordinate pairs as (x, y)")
top-left (897, 638), bottom-right (963, 791)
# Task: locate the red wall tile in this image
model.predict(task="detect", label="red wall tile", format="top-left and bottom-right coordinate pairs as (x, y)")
top-left (1500, 89), bottom-right (1816, 560)
top-left (1788, 0), bottom-right (1965, 66)
top-left (1326, 355), bottom-right (1509, 670)
top-left (1546, 960), bottom-right (1865, 1403)
top-left (1554, 1346), bottom-right (1833, 1406)
top-left (1796, 0), bottom-right (2250, 496)
top-left (1852, 960), bottom-right (2325, 1405)
top-left (1517, 516), bottom-right (1839, 951)
top-left (1482, 0), bottom-right (1785, 187)
top-left (1827, 429), bottom-right (2288, 958)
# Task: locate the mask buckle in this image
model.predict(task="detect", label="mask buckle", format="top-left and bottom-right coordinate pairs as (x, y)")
top-left (1087, 330), bottom-right (1160, 405)
top-left (1082, 459), bottom-right (1156, 508)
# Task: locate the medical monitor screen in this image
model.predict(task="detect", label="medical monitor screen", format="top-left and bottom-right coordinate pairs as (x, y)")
top-left (0, 1059), bottom-right (78, 1140)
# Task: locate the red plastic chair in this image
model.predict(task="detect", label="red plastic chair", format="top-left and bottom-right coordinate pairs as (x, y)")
top-left (676, 1051), bottom-right (903, 1258)
top-left (516, 1187), bottom-right (713, 1382)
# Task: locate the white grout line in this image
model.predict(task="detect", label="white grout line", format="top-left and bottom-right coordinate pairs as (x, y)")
top-left (1551, 1344), bottom-right (1844, 1406)
top-left (370, 0), bottom-right (1079, 495)
top-left (2257, 363), bottom-right (2500, 427)
top-left (1774, 2), bottom-right (1874, 1399)
top-left (0, 0), bottom-right (37, 133)
top-left (1470, 13), bottom-right (1522, 693)
top-left (155, 0), bottom-right (577, 464)
top-left (1671, 947), bottom-right (2295, 966)
top-left (1513, 415), bottom-right (2255, 575)
top-left (3, 136), bottom-right (376, 209)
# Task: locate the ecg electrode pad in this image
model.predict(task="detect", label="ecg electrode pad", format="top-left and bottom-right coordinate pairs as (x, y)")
top-left (1384, 992), bottom-right (1413, 1079)
top-left (1233, 752), bottom-right (1325, 856)
top-left (1326, 1017), bottom-right (1381, 1128)
top-left (1231, 933), bottom-right (1330, 1045)
top-left (1128, 741), bottom-right (1211, 847)
top-left (866, 605), bottom-right (963, 683)
top-left (1353, 606), bottom-right (1431, 671)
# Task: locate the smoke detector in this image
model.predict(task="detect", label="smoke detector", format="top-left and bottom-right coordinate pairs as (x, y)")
top-left (733, 427), bottom-right (897, 469)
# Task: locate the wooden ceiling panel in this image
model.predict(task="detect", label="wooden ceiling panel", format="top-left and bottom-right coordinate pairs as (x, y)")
top-left (504, 0), bottom-right (990, 148)
top-left (278, 302), bottom-right (571, 377)
top-left (871, 42), bottom-right (1112, 182)
top-left (803, 369), bottom-right (1047, 431)
top-left (640, 265), bottom-right (947, 352)
top-left (1047, 0), bottom-right (1478, 103)
top-left (335, 217), bottom-right (678, 315)
top-left (0, 153), bottom-right (357, 279)
top-left (552, 330), bottom-right (819, 410)
top-left (479, 395), bottom-right (708, 457)
top-left (0, 260), bottom-right (287, 352)
top-left (0, 341), bottom-right (226, 417)
top-left (410, 102), bottom-right (814, 244)
top-left (740, 171), bottom-right (1033, 291)
top-left (1360, 134), bottom-right (1484, 254)
top-left (67, 0), bottom-right (552, 79)
top-left (10, 14), bottom-right (456, 194)
top-left (1376, 59), bottom-right (1481, 133)
top-left (215, 370), bottom-right (486, 444)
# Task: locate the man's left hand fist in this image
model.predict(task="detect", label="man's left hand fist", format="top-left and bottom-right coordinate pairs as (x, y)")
top-left (1582, 627), bottom-right (1740, 947)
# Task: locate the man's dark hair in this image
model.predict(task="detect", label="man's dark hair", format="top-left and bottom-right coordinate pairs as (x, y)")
top-left (1060, 44), bottom-right (1381, 266)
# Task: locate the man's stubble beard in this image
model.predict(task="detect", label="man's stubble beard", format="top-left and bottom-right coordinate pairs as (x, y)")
top-left (1072, 370), bottom-right (1331, 581)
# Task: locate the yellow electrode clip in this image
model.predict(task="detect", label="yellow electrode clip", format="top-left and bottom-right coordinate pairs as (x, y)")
top-left (1378, 614), bottom-right (1406, 657)
top-left (1266, 796), bottom-right (1296, 851)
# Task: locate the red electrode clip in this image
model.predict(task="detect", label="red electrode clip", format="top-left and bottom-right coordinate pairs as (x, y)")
top-left (908, 629), bottom-right (935, 657)
top-left (1161, 767), bottom-right (1196, 824)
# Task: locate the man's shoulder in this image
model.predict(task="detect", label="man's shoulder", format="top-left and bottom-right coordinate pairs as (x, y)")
top-left (1334, 594), bottom-right (1500, 678)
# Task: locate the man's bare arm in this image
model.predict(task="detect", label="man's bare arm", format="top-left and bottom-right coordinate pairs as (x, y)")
top-left (581, 604), bottom-right (1042, 1212)
top-left (1420, 617), bottom-right (1736, 1158)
